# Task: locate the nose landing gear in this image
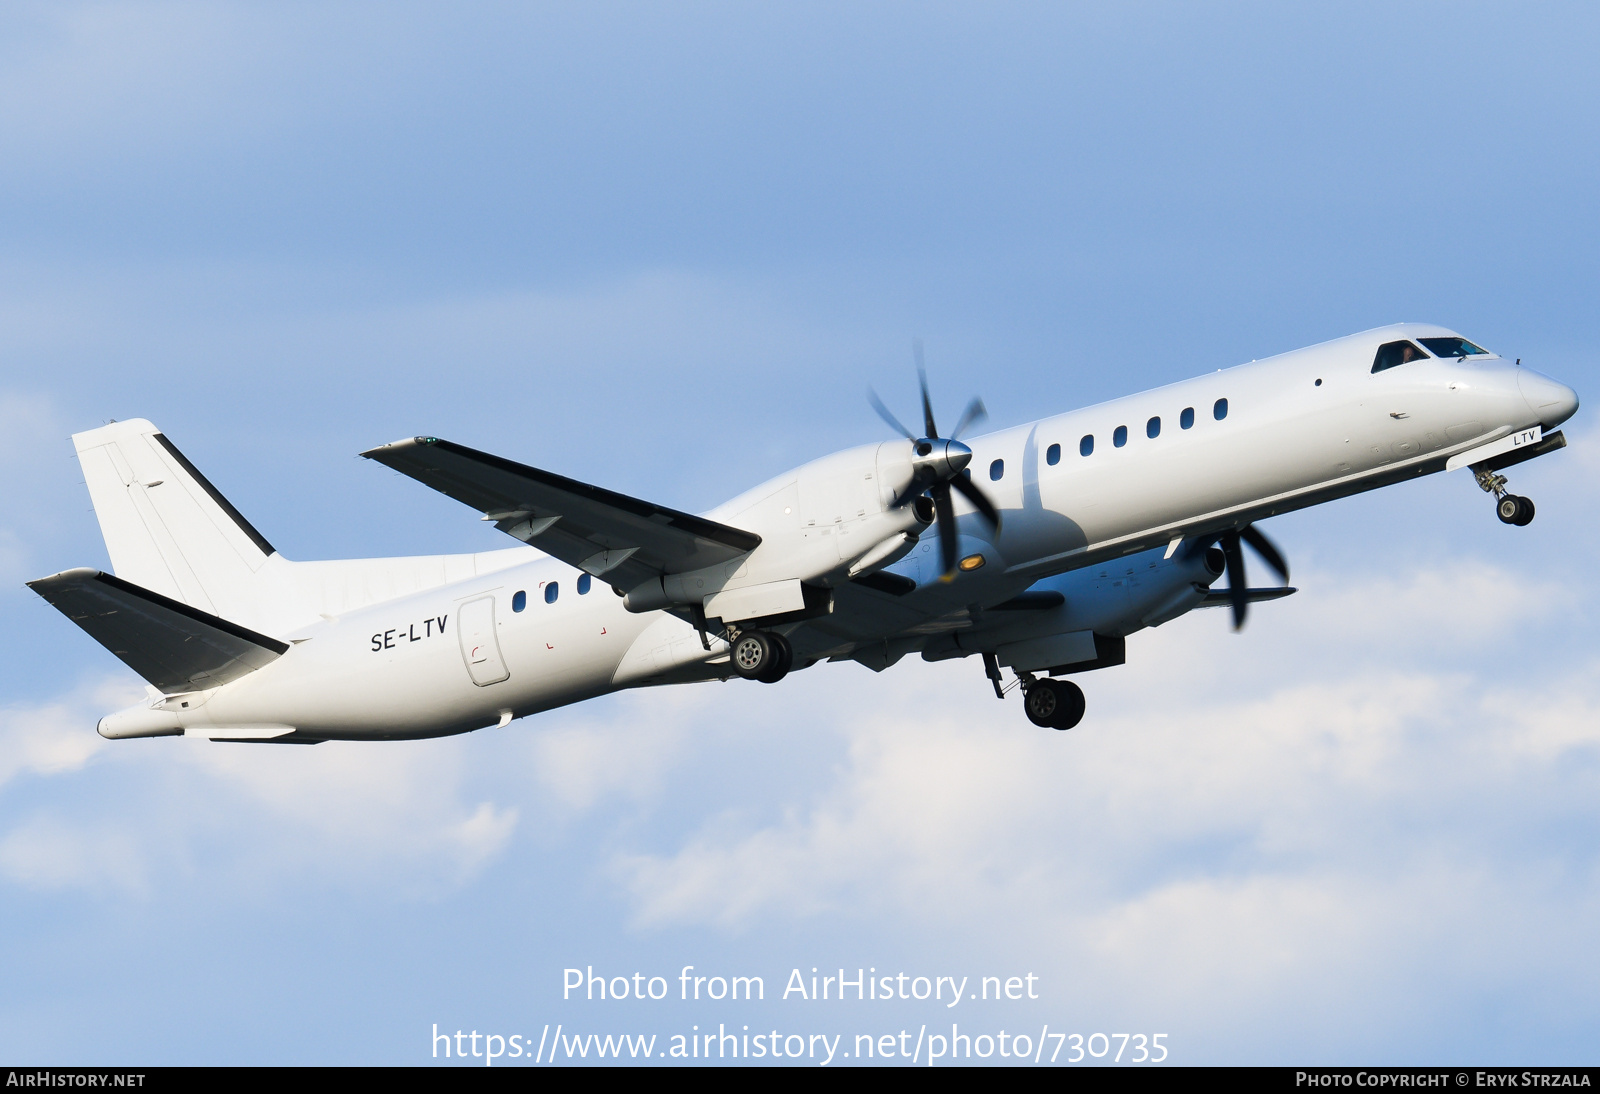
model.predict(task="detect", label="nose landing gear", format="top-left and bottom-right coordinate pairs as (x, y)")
top-left (1496, 493), bottom-right (1536, 526)
top-left (1475, 467), bottom-right (1536, 526)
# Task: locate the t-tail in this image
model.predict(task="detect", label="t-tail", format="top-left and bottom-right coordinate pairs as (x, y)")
top-left (30, 419), bottom-right (528, 736)
top-left (69, 418), bottom-right (279, 623)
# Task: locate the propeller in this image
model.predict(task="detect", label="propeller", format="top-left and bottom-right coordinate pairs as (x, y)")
top-left (1216, 523), bottom-right (1290, 631)
top-left (869, 341), bottom-right (1001, 580)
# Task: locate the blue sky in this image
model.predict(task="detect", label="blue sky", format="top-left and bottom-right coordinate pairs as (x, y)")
top-left (1, 2), bottom-right (1597, 1065)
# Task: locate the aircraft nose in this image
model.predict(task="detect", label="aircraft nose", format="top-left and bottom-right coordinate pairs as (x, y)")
top-left (1518, 366), bottom-right (1580, 428)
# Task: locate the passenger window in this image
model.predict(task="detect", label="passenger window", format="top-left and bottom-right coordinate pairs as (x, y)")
top-left (577, 573), bottom-right (592, 595)
top-left (1213, 398), bottom-right (1228, 420)
top-left (1371, 340), bottom-right (1430, 373)
top-left (544, 582), bottom-right (559, 604)
top-left (1418, 336), bottom-right (1489, 358)
top-left (989, 459), bottom-right (1004, 481)
top-left (1180, 407), bottom-right (1194, 429)
top-left (1113, 425), bottom-right (1128, 447)
top-left (1046, 443), bottom-right (1060, 466)
top-left (512, 590), bottom-right (527, 612)
top-left (1147, 416), bottom-right (1161, 439)
top-left (1080, 435), bottom-right (1094, 457)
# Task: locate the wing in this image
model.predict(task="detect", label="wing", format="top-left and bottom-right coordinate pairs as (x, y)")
top-left (1198, 586), bottom-right (1297, 607)
top-left (361, 436), bottom-right (761, 590)
top-left (28, 568), bottom-right (289, 693)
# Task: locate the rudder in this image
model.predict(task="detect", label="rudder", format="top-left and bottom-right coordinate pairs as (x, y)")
top-left (73, 419), bottom-right (278, 619)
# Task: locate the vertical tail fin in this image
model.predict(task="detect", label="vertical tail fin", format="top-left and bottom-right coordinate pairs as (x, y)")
top-left (73, 419), bottom-right (279, 619)
top-left (70, 418), bottom-right (534, 639)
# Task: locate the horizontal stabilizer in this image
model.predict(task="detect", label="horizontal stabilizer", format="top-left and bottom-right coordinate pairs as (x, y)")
top-left (28, 568), bottom-right (289, 694)
top-left (361, 436), bottom-right (761, 590)
top-left (1199, 586), bottom-right (1297, 607)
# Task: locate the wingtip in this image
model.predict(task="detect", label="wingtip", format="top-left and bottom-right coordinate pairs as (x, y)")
top-left (25, 567), bottom-right (102, 590)
top-left (359, 436), bottom-right (439, 461)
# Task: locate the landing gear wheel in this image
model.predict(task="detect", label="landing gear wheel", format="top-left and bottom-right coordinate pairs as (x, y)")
top-left (731, 630), bottom-right (792, 683)
top-left (758, 633), bottom-right (793, 684)
top-left (1497, 495), bottom-right (1535, 526)
top-left (1023, 678), bottom-right (1086, 730)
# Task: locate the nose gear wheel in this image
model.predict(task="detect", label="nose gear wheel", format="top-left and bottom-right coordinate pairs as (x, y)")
top-left (1475, 465), bottom-right (1537, 527)
top-left (1497, 494), bottom-right (1535, 526)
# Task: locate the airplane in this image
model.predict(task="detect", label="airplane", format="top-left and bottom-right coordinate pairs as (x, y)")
top-left (28, 323), bottom-right (1578, 742)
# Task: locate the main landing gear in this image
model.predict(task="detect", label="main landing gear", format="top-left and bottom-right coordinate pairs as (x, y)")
top-left (1023, 677), bottom-right (1086, 731)
top-left (1475, 466), bottom-right (1536, 527)
top-left (983, 652), bottom-right (1085, 731)
top-left (729, 629), bottom-right (793, 684)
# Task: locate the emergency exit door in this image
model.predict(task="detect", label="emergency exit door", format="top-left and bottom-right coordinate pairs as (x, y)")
top-left (457, 595), bottom-right (510, 686)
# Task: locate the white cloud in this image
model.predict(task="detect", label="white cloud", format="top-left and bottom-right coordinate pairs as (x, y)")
top-left (599, 557), bottom-right (1600, 1043)
top-left (1491, 677), bottom-right (1600, 761)
top-left (0, 674), bottom-right (138, 788)
top-left (0, 676), bottom-right (524, 895)
top-left (444, 801), bottom-right (520, 884)
top-left (2, 536), bottom-right (1597, 1052)
top-left (166, 734), bottom-right (525, 892)
top-left (524, 682), bottom-right (732, 816)
top-left (0, 674), bottom-right (148, 896)
top-left (1283, 560), bottom-right (1563, 652)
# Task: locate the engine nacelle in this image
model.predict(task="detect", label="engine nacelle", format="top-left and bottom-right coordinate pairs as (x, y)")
top-left (624, 442), bottom-right (931, 623)
top-left (920, 541), bottom-right (1223, 670)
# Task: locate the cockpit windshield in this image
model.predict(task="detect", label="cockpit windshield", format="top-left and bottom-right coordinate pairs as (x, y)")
top-left (1418, 336), bottom-right (1490, 358)
top-left (1372, 340), bottom-right (1430, 373)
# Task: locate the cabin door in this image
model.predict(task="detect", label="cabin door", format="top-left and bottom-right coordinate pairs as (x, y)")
top-left (457, 595), bottom-right (510, 686)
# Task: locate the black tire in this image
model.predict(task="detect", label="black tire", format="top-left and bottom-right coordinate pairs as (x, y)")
top-left (1025, 679), bottom-right (1086, 730)
top-left (1048, 679), bottom-right (1086, 730)
top-left (730, 631), bottom-right (776, 680)
top-left (1497, 496), bottom-right (1521, 525)
top-left (1024, 682), bottom-right (1059, 727)
top-left (756, 633), bottom-right (793, 684)
top-left (1513, 495), bottom-right (1536, 526)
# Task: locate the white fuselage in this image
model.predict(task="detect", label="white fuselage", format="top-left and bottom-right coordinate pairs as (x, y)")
top-left (105, 323), bottom-right (1577, 741)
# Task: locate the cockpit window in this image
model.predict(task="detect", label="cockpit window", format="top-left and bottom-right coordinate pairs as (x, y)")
top-left (1418, 336), bottom-right (1490, 359)
top-left (1372, 340), bottom-right (1430, 373)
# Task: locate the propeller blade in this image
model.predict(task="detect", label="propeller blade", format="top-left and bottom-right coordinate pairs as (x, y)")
top-left (949, 397), bottom-right (988, 441)
top-left (868, 388), bottom-right (917, 441)
top-left (932, 482), bottom-right (958, 579)
top-left (1221, 529), bottom-right (1248, 631)
top-left (1240, 524), bottom-right (1289, 582)
top-left (889, 478), bottom-right (926, 509)
top-left (949, 470), bottom-right (1001, 530)
top-left (915, 340), bottom-right (939, 439)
